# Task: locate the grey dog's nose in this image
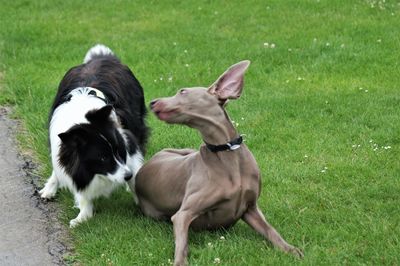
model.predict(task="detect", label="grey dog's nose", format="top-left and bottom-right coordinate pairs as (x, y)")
top-left (149, 99), bottom-right (158, 109)
top-left (124, 171), bottom-right (133, 181)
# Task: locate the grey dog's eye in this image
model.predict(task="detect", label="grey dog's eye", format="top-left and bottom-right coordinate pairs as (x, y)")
top-left (179, 89), bottom-right (188, 95)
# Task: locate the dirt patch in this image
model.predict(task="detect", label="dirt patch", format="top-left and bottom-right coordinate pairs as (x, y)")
top-left (0, 107), bottom-right (69, 265)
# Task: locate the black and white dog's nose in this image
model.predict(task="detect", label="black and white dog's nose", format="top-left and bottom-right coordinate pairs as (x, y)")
top-left (124, 171), bottom-right (133, 181)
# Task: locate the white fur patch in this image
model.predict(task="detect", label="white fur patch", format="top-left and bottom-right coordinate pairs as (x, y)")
top-left (49, 90), bottom-right (107, 189)
top-left (83, 44), bottom-right (114, 64)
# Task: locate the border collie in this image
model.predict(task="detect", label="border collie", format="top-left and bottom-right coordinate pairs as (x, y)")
top-left (39, 44), bottom-right (148, 227)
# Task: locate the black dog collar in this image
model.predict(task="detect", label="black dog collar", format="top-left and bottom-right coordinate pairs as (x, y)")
top-left (205, 135), bottom-right (243, 152)
top-left (87, 88), bottom-right (108, 103)
top-left (64, 87), bottom-right (108, 104)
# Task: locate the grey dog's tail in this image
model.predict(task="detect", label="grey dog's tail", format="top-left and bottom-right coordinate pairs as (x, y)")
top-left (83, 44), bottom-right (115, 64)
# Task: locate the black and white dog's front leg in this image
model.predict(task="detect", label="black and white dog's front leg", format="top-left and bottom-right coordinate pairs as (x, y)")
top-left (69, 193), bottom-right (94, 228)
top-left (39, 171), bottom-right (59, 199)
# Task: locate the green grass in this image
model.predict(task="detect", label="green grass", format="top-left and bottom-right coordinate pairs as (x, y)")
top-left (1, 0), bottom-right (400, 265)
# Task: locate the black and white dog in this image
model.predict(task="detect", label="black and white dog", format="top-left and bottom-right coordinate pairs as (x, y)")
top-left (39, 44), bottom-right (148, 227)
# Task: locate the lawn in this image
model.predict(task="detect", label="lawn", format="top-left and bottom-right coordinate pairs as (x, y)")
top-left (1, 0), bottom-right (399, 265)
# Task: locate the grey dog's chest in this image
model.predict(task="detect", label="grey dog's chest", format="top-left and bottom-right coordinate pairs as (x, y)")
top-left (190, 166), bottom-right (260, 230)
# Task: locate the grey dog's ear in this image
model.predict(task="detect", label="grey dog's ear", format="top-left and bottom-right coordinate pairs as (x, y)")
top-left (208, 60), bottom-right (250, 101)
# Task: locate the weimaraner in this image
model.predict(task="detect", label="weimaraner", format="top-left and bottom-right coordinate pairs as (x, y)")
top-left (133, 61), bottom-right (303, 265)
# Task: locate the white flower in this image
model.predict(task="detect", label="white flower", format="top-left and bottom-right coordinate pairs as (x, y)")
top-left (184, 49), bottom-right (188, 53)
top-left (168, 77), bottom-right (173, 82)
top-left (270, 43), bottom-right (276, 48)
top-left (185, 64), bottom-right (190, 67)
top-left (365, 90), bottom-right (368, 92)
top-left (326, 42), bottom-right (330, 46)
top-left (173, 42), bottom-right (177, 46)
top-left (263, 42), bottom-right (269, 47)
top-left (288, 48), bottom-right (292, 52)
top-left (220, 236), bottom-right (225, 240)
top-left (214, 258), bottom-right (221, 264)
top-left (340, 44), bottom-right (345, 48)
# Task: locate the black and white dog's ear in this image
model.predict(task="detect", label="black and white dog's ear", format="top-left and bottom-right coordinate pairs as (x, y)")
top-left (85, 104), bottom-right (114, 124)
top-left (58, 126), bottom-right (88, 148)
top-left (208, 60), bottom-right (250, 104)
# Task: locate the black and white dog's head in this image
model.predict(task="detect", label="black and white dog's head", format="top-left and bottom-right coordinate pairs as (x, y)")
top-left (58, 105), bottom-right (134, 190)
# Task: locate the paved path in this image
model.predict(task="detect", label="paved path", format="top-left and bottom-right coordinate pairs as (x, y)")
top-left (0, 108), bottom-right (65, 265)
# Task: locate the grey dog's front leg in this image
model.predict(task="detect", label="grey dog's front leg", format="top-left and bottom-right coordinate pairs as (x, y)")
top-left (171, 185), bottom-right (222, 265)
top-left (171, 210), bottom-right (196, 266)
top-left (242, 206), bottom-right (304, 258)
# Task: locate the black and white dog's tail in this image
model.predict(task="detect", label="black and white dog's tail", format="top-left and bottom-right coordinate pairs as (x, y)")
top-left (83, 44), bottom-right (115, 64)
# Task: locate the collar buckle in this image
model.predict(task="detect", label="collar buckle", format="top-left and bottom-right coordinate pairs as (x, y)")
top-left (227, 143), bottom-right (241, 151)
top-left (205, 135), bottom-right (243, 152)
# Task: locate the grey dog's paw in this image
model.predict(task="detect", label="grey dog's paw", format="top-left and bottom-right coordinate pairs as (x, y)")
top-left (289, 246), bottom-right (304, 258)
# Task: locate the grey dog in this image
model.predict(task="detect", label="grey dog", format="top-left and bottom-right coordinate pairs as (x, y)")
top-left (133, 61), bottom-right (303, 265)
